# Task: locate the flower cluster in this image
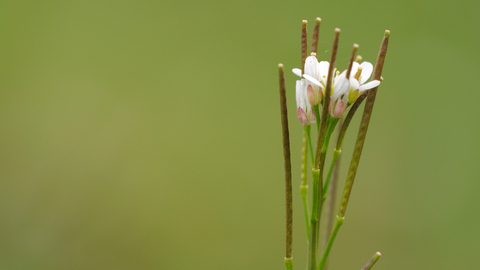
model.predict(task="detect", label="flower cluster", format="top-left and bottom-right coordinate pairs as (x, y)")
top-left (292, 54), bottom-right (381, 124)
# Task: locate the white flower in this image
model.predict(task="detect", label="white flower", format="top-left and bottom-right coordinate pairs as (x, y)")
top-left (292, 56), bottom-right (380, 119)
top-left (328, 71), bottom-right (350, 118)
top-left (299, 66), bottom-right (350, 119)
top-left (295, 79), bottom-right (316, 126)
top-left (347, 61), bottom-right (381, 103)
top-left (292, 55), bottom-right (329, 106)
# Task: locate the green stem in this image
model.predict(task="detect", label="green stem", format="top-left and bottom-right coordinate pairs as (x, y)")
top-left (309, 28), bottom-right (340, 270)
top-left (320, 31), bottom-right (390, 270)
top-left (336, 93), bottom-right (367, 150)
top-left (313, 105), bottom-right (320, 131)
top-left (322, 148), bottom-right (341, 200)
top-left (361, 252), bottom-right (381, 270)
top-left (308, 168), bottom-right (320, 270)
top-left (338, 30), bottom-right (390, 218)
top-left (321, 118), bottom-right (339, 156)
top-left (301, 131), bottom-right (310, 240)
top-left (308, 119), bottom-right (337, 270)
top-left (304, 126), bottom-right (314, 165)
top-left (285, 257), bottom-right (294, 270)
top-left (318, 216), bottom-right (344, 270)
top-left (322, 118), bottom-right (343, 270)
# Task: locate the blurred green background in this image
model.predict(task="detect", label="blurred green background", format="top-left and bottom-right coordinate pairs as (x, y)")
top-left (1, 0), bottom-right (479, 269)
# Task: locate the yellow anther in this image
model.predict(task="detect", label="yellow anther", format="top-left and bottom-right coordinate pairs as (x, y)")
top-left (354, 66), bottom-right (363, 80)
top-left (310, 52), bottom-right (317, 56)
top-left (355, 55), bottom-right (362, 63)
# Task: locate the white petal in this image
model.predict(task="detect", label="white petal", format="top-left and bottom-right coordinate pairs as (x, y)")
top-left (318, 61), bottom-right (330, 75)
top-left (359, 80), bottom-right (380, 91)
top-left (331, 75), bottom-right (349, 100)
top-left (337, 69), bottom-right (347, 79)
top-left (349, 62), bottom-right (360, 79)
top-left (359, 62), bottom-right (373, 84)
top-left (336, 77), bottom-right (350, 95)
top-left (349, 77), bottom-right (360, 90)
top-left (292, 68), bottom-right (302, 77)
top-left (305, 56), bottom-right (320, 78)
top-left (302, 74), bottom-right (322, 87)
top-left (317, 61), bottom-right (329, 85)
top-left (295, 80), bottom-right (305, 108)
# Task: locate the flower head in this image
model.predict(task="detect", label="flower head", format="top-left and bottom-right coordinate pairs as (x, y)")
top-left (327, 71), bottom-right (350, 118)
top-left (292, 55), bottom-right (329, 106)
top-left (295, 79), bottom-right (316, 126)
top-left (347, 61), bottom-right (381, 103)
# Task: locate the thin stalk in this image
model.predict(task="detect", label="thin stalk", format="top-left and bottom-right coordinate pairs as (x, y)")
top-left (318, 216), bottom-right (344, 270)
top-left (299, 19), bottom-right (310, 243)
top-left (285, 258), bottom-right (294, 270)
top-left (323, 91), bottom-right (367, 199)
top-left (278, 63), bottom-right (293, 268)
top-left (338, 30), bottom-right (390, 218)
top-left (321, 118), bottom-right (343, 270)
top-left (308, 28), bottom-right (340, 270)
top-left (311, 18), bottom-right (321, 54)
top-left (308, 168), bottom-right (321, 270)
top-left (313, 105), bottom-right (320, 131)
top-left (322, 148), bottom-right (341, 200)
top-left (320, 118), bottom-right (339, 160)
top-left (314, 28), bottom-right (340, 167)
top-left (301, 20), bottom-right (308, 74)
top-left (336, 93), bottom-right (368, 150)
top-left (321, 95), bottom-right (366, 270)
top-left (361, 252), bottom-right (381, 270)
top-left (304, 126), bottom-right (314, 165)
top-left (319, 30), bottom-right (390, 269)
top-left (300, 131), bottom-right (310, 240)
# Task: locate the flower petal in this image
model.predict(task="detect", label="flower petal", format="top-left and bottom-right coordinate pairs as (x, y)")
top-left (292, 68), bottom-right (302, 77)
top-left (331, 73), bottom-right (349, 100)
top-left (359, 80), bottom-right (380, 91)
top-left (297, 107), bottom-right (309, 126)
top-left (349, 62), bottom-right (360, 79)
top-left (295, 80), bottom-right (305, 106)
top-left (359, 62), bottom-right (373, 84)
top-left (304, 56), bottom-right (320, 79)
top-left (332, 100), bottom-right (346, 118)
top-left (302, 74), bottom-right (322, 87)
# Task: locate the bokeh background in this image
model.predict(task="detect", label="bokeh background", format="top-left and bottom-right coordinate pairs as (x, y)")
top-left (1, 0), bottom-right (479, 269)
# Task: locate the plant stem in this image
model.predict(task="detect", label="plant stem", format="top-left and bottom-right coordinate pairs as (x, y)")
top-left (322, 148), bottom-right (341, 200)
top-left (304, 126), bottom-right (314, 165)
top-left (285, 257), bottom-right (294, 270)
top-left (308, 28), bottom-right (340, 270)
top-left (319, 31), bottom-right (390, 269)
top-left (338, 30), bottom-right (390, 218)
top-left (301, 130), bottom-right (310, 240)
top-left (321, 95), bottom-right (366, 270)
top-left (336, 93), bottom-right (368, 150)
top-left (319, 117), bottom-right (339, 199)
top-left (321, 118), bottom-right (343, 270)
top-left (361, 252), bottom-right (381, 270)
top-left (323, 91), bottom-right (367, 199)
top-left (318, 216), bottom-right (344, 270)
top-left (313, 105), bottom-right (320, 131)
top-left (308, 168), bottom-right (321, 270)
top-left (310, 17), bottom-right (321, 54)
top-left (301, 20), bottom-right (308, 74)
top-left (299, 19), bottom-right (310, 242)
top-left (278, 63), bottom-right (293, 268)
